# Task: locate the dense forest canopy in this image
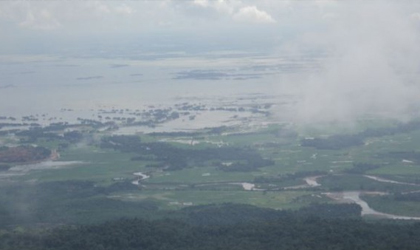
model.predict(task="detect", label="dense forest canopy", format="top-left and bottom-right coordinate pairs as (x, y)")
top-left (0, 146), bottom-right (51, 163)
top-left (2, 203), bottom-right (420, 250)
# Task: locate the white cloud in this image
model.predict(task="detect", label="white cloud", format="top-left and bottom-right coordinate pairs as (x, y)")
top-left (191, 0), bottom-right (238, 15)
top-left (322, 12), bottom-right (339, 20)
top-left (86, 1), bottom-right (111, 15)
top-left (0, 1), bottom-right (140, 31)
top-left (233, 6), bottom-right (276, 23)
top-left (213, 0), bottom-right (237, 15)
top-left (193, 0), bottom-right (209, 8)
top-left (289, 2), bottom-right (420, 124)
top-left (410, 12), bottom-right (420, 22)
top-left (19, 8), bottom-right (61, 30)
top-left (115, 4), bottom-right (135, 15)
top-left (314, 0), bottom-right (337, 8)
top-left (190, 1), bottom-right (276, 23)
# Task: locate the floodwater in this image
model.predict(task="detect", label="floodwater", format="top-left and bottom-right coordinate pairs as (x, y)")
top-left (9, 160), bottom-right (84, 171)
top-left (326, 191), bottom-right (420, 220)
top-left (240, 182), bottom-right (257, 191)
top-left (364, 175), bottom-right (420, 186)
top-left (284, 175), bottom-right (420, 220)
top-left (0, 54), bottom-right (294, 122)
top-left (304, 176), bottom-right (322, 187)
top-left (284, 175), bottom-right (323, 190)
top-left (229, 182), bottom-right (261, 191)
top-left (131, 172), bottom-right (150, 186)
top-left (0, 160), bottom-right (84, 179)
top-left (113, 110), bottom-right (261, 134)
top-left (133, 172), bottom-right (150, 179)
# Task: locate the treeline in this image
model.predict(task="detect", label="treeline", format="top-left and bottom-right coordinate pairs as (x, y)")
top-left (386, 151), bottom-right (420, 162)
top-left (148, 131), bottom-right (202, 137)
top-left (0, 180), bottom-right (154, 226)
top-left (181, 203), bottom-right (361, 226)
top-left (0, 122), bottom-right (39, 129)
top-left (344, 163), bottom-right (382, 174)
top-left (301, 134), bottom-right (364, 150)
top-left (301, 120), bottom-right (420, 150)
top-left (120, 109), bottom-right (182, 127)
top-left (5, 204), bottom-right (420, 250)
top-left (101, 135), bottom-right (274, 171)
top-left (16, 127), bottom-right (85, 144)
top-left (254, 170), bottom-right (327, 183)
top-left (0, 164), bottom-right (11, 171)
top-left (0, 179), bottom-right (362, 229)
top-left (0, 145), bottom-right (50, 163)
top-left (394, 192), bottom-right (420, 202)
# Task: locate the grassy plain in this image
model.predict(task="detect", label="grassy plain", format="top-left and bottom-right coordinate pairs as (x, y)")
top-left (3, 116), bottom-right (420, 226)
top-left (109, 189), bottom-right (321, 210)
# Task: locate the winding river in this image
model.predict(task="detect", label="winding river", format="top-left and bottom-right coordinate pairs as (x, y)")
top-left (364, 175), bottom-right (420, 186)
top-left (325, 191), bottom-right (420, 220)
top-left (284, 174), bottom-right (420, 220)
top-left (131, 172), bottom-right (150, 185)
top-left (0, 160), bottom-right (84, 179)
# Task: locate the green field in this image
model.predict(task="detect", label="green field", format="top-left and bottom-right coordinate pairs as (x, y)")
top-left (3, 116), bottom-right (420, 227)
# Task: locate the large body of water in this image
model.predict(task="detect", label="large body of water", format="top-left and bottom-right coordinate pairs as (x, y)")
top-left (3, 51), bottom-right (411, 130)
top-left (0, 53), bottom-right (311, 129)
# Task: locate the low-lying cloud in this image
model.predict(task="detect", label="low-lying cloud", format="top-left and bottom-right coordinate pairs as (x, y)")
top-left (284, 1), bottom-right (420, 124)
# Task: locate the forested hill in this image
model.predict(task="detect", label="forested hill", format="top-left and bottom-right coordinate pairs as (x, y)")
top-left (3, 217), bottom-right (420, 250)
top-left (2, 203), bottom-right (420, 250)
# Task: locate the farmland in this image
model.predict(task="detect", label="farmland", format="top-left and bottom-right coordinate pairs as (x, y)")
top-left (2, 101), bottom-right (420, 227)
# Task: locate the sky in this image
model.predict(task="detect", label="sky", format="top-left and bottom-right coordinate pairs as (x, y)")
top-left (0, 0), bottom-right (354, 54)
top-left (1, 0), bottom-right (419, 55)
top-left (1, 0), bottom-right (420, 124)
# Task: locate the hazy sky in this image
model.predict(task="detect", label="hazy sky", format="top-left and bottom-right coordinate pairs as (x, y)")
top-left (0, 0), bottom-right (365, 54)
top-left (1, 1), bottom-right (420, 55)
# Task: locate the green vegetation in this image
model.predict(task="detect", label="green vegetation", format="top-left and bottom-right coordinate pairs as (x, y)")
top-left (5, 204), bottom-right (420, 250)
top-left (0, 180), bottom-right (160, 226)
top-left (363, 193), bottom-right (420, 217)
top-left (344, 163), bottom-right (382, 174)
top-left (3, 110), bottom-right (420, 235)
top-left (301, 119), bottom-right (420, 150)
top-left (101, 135), bottom-right (274, 171)
top-left (0, 145), bottom-right (51, 163)
top-left (0, 164), bottom-right (11, 171)
top-left (318, 174), bottom-right (419, 192)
